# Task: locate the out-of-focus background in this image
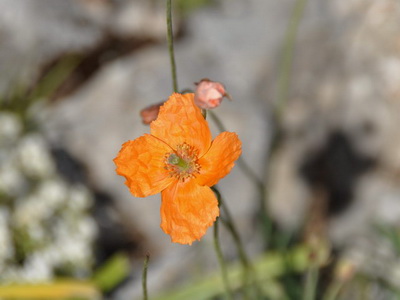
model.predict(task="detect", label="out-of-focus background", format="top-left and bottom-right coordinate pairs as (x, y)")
top-left (1, 0), bottom-right (400, 299)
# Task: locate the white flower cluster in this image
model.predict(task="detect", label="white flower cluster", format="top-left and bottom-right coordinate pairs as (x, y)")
top-left (0, 112), bottom-right (97, 283)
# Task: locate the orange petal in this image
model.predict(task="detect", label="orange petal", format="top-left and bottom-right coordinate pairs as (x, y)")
top-left (196, 132), bottom-right (242, 187)
top-left (114, 134), bottom-right (175, 197)
top-left (150, 93), bottom-right (212, 157)
top-left (160, 179), bottom-right (219, 245)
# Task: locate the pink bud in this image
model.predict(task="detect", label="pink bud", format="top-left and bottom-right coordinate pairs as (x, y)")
top-left (140, 101), bottom-right (164, 125)
top-left (194, 79), bottom-right (228, 109)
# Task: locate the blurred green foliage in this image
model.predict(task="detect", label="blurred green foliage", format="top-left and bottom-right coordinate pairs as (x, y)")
top-left (92, 252), bottom-right (131, 293)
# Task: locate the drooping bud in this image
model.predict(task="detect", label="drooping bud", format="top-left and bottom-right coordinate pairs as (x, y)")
top-left (140, 101), bottom-right (164, 125)
top-left (335, 260), bottom-right (356, 282)
top-left (194, 79), bottom-right (230, 109)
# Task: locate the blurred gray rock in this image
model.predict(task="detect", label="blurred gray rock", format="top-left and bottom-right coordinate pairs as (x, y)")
top-left (267, 0), bottom-right (400, 263)
top-left (268, 0), bottom-right (400, 222)
top-left (0, 0), bottom-right (168, 92)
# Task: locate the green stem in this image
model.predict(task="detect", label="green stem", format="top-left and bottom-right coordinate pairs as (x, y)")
top-left (265, 0), bottom-right (309, 250)
top-left (275, 0), bottom-right (308, 121)
top-left (207, 110), bottom-right (224, 133)
top-left (142, 254), bottom-right (150, 300)
top-left (212, 188), bottom-right (249, 267)
top-left (303, 266), bottom-right (319, 300)
top-left (323, 280), bottom-right (344, 300)
top-left (166, 0), bottom-right (178, 93)
top-left (212, 187), bottom-right (260, 299)
top-left (201, 109), bottom-right (207, 119)
top-left (208, 110), bottom-right (273, 247)
top-left (207, 112), bottom-right (261, 187)
top-left (213, 218), bottom-right (234, 300)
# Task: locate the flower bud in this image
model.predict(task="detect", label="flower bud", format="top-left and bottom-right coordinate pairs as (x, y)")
top-left (140, 101), bottom-right (164, 125)
top-left (335, 260), bottom-right (356, 282)
top-left (194, 79), bottom-right (229, 109)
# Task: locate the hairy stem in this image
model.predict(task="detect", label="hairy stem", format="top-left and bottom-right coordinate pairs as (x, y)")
top-left (212, 186), bottom-right (261, 299)
top-left (142, 253), bottom-right (150, 300)
top-left (213, 218), bottom-right (234, 300)
top-left (303, 266), bottom-right (319, 300)
top-left (166, 0), bottom-right (178, 93)
top-left (275, 0), bottom-right (308, 121)
top-left (208, 110), bottom-right (273, 247)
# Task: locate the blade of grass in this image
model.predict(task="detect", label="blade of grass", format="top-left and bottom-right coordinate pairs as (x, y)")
top-left (142, 253), bottom-right (150, 300)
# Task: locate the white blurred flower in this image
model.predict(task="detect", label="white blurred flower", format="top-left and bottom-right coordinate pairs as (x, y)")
top-left (36, 178), bottom-right (68, 210)
top-left (22, 252), bottom-right (52, 282)
top-left (2, 135), bottom-right (97, 282)
top-left (40, 245), bottom-right (63, 267)
top-left (0, 112), bottom-right (22, 145)
top-left (5, 251), bottom-right (58, 283)
top-left (0, 208), bottom-right (13, 267)
top-left (52, 215), bottom-right (96, 268)
top-left (77, 217), bottom-right (98, 241)
top-left (14, 194), bottom-right (51, 227)
top-left (53, 213), bottom-right (96, 242)
top-left (0, 160), bottom-right (26, 197)
top-left (16, 134), bottom-right (55, 178)
top-left (27, 222), bottom-right (47, 245)
top-left (56, 235), bottom-right (92, 269)
top-left (14, 178), bottom-right (69, 227)
top-left (52, 217), bottom-right (71, 241)
top-left (67, 184), bottom-right (93, 211)
top-left (0, 104), bottom-right (98, 282)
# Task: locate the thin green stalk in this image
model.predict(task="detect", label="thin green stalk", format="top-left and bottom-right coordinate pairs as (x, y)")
top-left (142, 254), bottom-right (150, 300)
top-left (206, 116), bottom-right (233, 300)
top-left (212, 188), bottom-right (249, 268)
top-left (275, 0), bottom-right (308, 121)
top-left (208, 111), bottom-right (263, 188)
top-left (166, 0), bottom-right (178, 93)
top-left (201, 109), bottom-right (207, 119)
top-left (213, 218), bottom-right (234, 300)
top-left (207, 111), bottom-right (225, 135)
top-left (303, 266), bottom-right (319, 300)
top-left (212, 187), bottom-right (261, 299)
top-left (323, 280), bottom-right (344, 300)
top-left (265, 0), bottom-right (309, 250)
top-left (208, 110), bottom-right (273, 247)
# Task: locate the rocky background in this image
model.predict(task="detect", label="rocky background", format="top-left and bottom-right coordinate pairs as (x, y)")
top-left (1, 0), bottom-right (400, 299)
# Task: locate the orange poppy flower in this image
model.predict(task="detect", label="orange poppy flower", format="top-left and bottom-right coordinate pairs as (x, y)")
top-left (114, 93), bottom-right (242, 245)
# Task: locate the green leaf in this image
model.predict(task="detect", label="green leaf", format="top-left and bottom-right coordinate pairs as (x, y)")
top-left (91, 252), bottom-right (130, 293)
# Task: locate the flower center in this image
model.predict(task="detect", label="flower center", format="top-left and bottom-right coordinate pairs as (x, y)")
top-left (164, 143), bottom-right (201, 181)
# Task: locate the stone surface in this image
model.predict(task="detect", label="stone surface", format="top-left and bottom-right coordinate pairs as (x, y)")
top-left (0, 0), bottom-right (168, 93)
top-left (267, 0), bottom-right (400, 239)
